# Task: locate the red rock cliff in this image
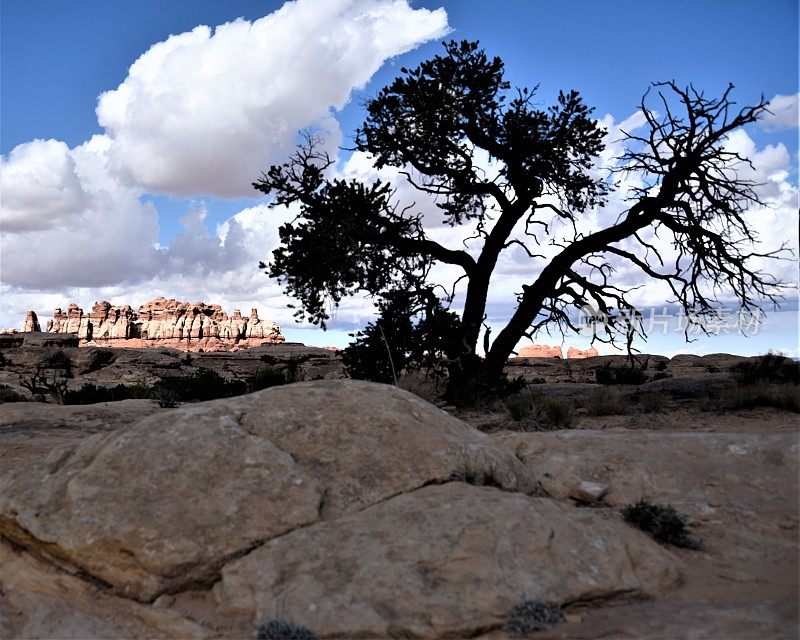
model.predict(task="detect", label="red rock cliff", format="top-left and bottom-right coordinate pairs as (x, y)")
top-left (30, 296), bottom-right (284, 351)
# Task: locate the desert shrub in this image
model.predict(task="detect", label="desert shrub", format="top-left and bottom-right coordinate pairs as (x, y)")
top-left (343, 290), bottom-right (461, 384)
top-left (504, 390), bottom-right (574, 430)
top-left (595, 364), bottom-right (647, 385)
top-left (397, 371), bottom-right (443, 403)
top-left (253, 619), bottom-right (317, 640)
top-left (622, 500), bottom-right (700, 549)
top-left (720, 383), bottom-right (799, 413)
top-left (154, 368), bottom-right (247, 402)
top-left (43, 350), bottom-right (73, 375)
top-left (506, 599), bottom-right (564, 636)
top-left (0, 352), bottom-right (7, 368)
top-left (64, 383), bottom-right (136, 405)
top-left (450, 465), bottom-right (503, 488)
top-left (249, 367), bottom-right (287, 391)
top-left (150, 385), bottom-right (179, 409)
top-left (584, 387), bottom-right (629, 416)
top-left (733, 352), bottom-right (800, 386)
top-left (638, 390), bottom-right (668, 413)
top-left (0, 385), bottom-right (26, 403)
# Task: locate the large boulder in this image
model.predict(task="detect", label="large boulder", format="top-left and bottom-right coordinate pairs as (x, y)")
top-left (0, 381), bottom-right (533, 601)
top-left (215, 483), bottom-right (680, 638)
top-left (0, 380), bottom-right (684, 638)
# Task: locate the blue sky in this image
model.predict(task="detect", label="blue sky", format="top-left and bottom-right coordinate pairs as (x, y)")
top-left (1, 0), bottom-right (798, 354)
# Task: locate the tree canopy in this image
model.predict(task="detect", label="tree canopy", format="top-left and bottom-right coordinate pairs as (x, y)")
top-left (255, 40), bottom-right (787, 400)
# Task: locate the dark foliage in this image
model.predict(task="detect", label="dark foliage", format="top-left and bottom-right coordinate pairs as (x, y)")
top-left (342, 290), bottom-right (461, 384)
top-left (504, 390), bottom-right (574, 430)
top-left (733, 353), bottom-right (800, 386)
top-left (64, 383), bottom-right (136, 405)
top-left (584, 387), bottom-right (629, 416)
top-left (595, 364), bottom-right (648, 385)
top-left (249, 367), bottom-right (287, 391)
top-left (721, 383), bottom-right (800, 413)
top-left (255, 40), bottom-right (784, 400)
top-left (506, 599), bottom-right (565, 636)
top-left (449, 467), bottom-right (503, 488)
top-left (253, 619), bottom-right (317, 640)
top-left (43, 350), bottom-right (73, 376)
top-left (0, 385), bottom-right (26, 403)
top-left (622, 500), bottom-right (701, 549)
top-left (154, 368), bottom-right (247, 403)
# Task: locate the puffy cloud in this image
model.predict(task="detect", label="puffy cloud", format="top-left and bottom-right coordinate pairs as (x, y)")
top-left (1, 0), bottom-right (449, 328)
top-left (761, 93), bottom-right (799, 131)
top-left (96, 0), bottom-right (449, 197)
top-left (0, 139), bottom-right (88, 232)
top-left (0, 135), bottom-right (160, 288)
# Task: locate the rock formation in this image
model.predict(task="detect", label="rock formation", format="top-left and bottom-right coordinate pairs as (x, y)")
top-left (22, 311), bottom-right (40, 333)
top-left (0, 381), bottom-right (681, 638)
top-left (27, 296), bottom-right (284, 351)
top-left (517, 344), bottom-right (563, 358)
top-left (567, 346), bottom-right (599, 359)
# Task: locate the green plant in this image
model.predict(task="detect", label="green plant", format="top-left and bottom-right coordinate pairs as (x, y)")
top-left (21, 364), bottom-right (69, 404)
top-left (506, 599), bottom-right (564, 636)
top-left (622, 500), bottom-right (701, 549)
top-left (584, 387), bottom-right (629, 416)
top-left (249, 367), bottom-right (287, 391)
top-left (449, 464), bottom-right (503, 488)
top-left (397, 371), bottom-right (443, 403)
top-left (255, 39), bottom-right (779, 402)
top-left (595, 364), bottom-right (647, 385)
top-left (733, 352), bottom-right (800, 386)
top-left (638, 390), bottom-right (668, 413)
top-left (150, 386), bottom-right (179, 409)
top-left (253, 619), bottom-right (317, 640)
top-left (504, 390), bottom-right (574, 430)
top-left (0, 385), bottom-right (26, 403)
top-left (43, 350), bottom-right (74, 376)
top-left (64, 383), bottom-right (136, 405)
top-left (720, 383), bottom-right (799, 413)
top-left (154, 368), bottom-right (247, 402)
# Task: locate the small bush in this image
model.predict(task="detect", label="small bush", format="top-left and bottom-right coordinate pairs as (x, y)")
top-left (249, 367), bottom-right (287, 392)
top-left (721, 383), bottom-right (799, 413)
top-left (43, 350), bottom-right (74, 375)
top-left (0, 385), bottom-right (26, 403)
top-left (506, 599), bottom-right (564, 636)
top-left (254, 619), bottom-right (317, 640)
top-left (450, 466), bottom-right (503, 488)
top-left (734, 353), bottom-right (800, 386)
top-left (504, 391), bottom-right (574, 430)
top-left (64, 383), bottom-right (135, 405)
top-left (638, 390), bottom-right (668, 413)
top-left (584, 387), bottom-right (629, 416)
top-left (150, 386), bottom-right (179, 408)
top-left (398, 371), bottom-right (443, 403)
top-left (622, 500), bottom-right (700, 549)
top-left (154, 368), bottom-right (247, 402)
top-left (595, 364), bottom-right (647, 385)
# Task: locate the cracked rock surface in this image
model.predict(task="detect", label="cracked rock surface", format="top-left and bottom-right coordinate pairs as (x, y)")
top-left (2, 380), bottom-right (685, 638)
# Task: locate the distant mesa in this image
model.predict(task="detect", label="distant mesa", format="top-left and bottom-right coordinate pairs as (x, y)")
top-left (14, 296), bottom-right (284, 352)
top-left (516, 344), bottom-right (598, 359)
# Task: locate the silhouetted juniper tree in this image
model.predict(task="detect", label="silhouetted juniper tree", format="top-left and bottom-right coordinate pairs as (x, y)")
top-left (255, 40), bottom-right (786, 401)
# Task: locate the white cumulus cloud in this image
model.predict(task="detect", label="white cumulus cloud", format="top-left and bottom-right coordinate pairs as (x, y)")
top-left (96, 0), bottom-right (449, 198)
top-left (761, 92), bottom-right (799, 131)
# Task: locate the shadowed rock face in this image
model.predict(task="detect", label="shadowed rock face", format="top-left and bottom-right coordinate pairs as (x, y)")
top-left (0, 380), bottom-right (682, 638)
top-left (20, 296), bottom-right (285, 352)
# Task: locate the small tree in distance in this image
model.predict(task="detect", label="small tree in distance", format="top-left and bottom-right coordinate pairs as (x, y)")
top-left (255, 40), bottom-right (787, 402)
